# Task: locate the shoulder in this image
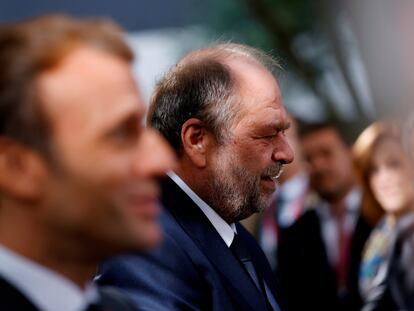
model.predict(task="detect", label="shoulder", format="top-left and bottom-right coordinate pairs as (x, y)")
top-left (387, 214), bottom-right (414, 309)
top-left (97, 228), bottom-right (210, 311)
top-left (99, 286), bottom-right (138, 311)
top-left (98, 228), bottom-right (204, 285)
top-left (0, 277), bottom-right (39, 311)
top-left (281, 209), bottom-right (320, 236)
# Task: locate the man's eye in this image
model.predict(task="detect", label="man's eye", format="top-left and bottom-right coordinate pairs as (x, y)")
top-left (263, 128), bottom-right (287, 139)
top-left (108, 114), bottom-right (142, 143)
top-left (109, 123), bottom-right (138, 144)
top-left (112, 127), bottom-right (129, 139)
top-left (262, 134), bottom-right (277, 140)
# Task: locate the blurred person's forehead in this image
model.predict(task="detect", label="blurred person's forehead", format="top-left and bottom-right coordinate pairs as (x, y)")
top-left (37, 46), bottom-right (142, 139)
top-left (303, 127), bottom-right (343, 145)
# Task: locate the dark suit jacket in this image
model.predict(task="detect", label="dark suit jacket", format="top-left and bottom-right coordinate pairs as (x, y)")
top-left (277, 209), bottom-right (371, 311)
top-left (98, 177), bottom-right (279, 311)
top-left (388, 215), bottom-right (414, 310)
top-left (0, 276), bottom-right (138, 311)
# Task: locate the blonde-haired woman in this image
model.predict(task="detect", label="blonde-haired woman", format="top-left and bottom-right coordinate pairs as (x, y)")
top-left (353, 121), bottom-right (414, 310)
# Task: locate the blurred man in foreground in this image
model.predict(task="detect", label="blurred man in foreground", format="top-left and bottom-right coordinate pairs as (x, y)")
top-left (0, 15), bottom-right (174, 310)
top-left (99, 43), bottom-right (293, 311)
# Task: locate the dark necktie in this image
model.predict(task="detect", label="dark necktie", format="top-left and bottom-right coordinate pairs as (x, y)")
top-left (230, 233), bottom-right (262, 291)
top-left (84, 302), bottom-right (103, 311)
top-left (230, 233), bottom-right (280, 311)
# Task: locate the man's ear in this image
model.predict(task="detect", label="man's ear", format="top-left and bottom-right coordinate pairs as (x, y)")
top-left (0, 138), bottom-right (47, 202)
top-left (181, 118), bottom-right (213, 168)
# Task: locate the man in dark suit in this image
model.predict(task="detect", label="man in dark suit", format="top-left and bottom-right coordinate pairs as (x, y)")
top-left (98, 44), bottom-right (294, 310)
top-left (277, 122), bottom-right (372, 311)
top-left (0, 15), bottom-right (175, 310)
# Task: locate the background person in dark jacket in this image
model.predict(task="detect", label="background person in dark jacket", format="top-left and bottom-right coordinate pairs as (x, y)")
top-left (277, 122), bottom-right (371, 311)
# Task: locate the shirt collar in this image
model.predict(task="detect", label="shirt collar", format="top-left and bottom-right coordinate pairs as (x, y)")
top-left (317, 187), bottom-right (362, 217)
top-left (0, 245), bottom-right (99, 311)
top-left (344, 187), bottom-right (362, 213)
top-left (167, 171), bottom-right (237, 247)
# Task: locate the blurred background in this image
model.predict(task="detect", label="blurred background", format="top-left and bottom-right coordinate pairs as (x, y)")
top-left (1, 0), bottom-right (412, 130)
top-left (3, 2), bottom-right (414, 309)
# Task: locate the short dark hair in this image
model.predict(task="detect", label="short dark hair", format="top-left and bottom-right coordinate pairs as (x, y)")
top-left (148, 43), bottom-right (281, 153)
top-left (297, 120), bottom-right (355, 147)
top-left (0, 15), bottom-right (133, 155)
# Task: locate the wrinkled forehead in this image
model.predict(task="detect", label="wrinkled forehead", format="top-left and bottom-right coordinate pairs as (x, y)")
top-left (226, 55), bottom-right (277, 88)
top-left (226, 56), bottom-right (282, 115)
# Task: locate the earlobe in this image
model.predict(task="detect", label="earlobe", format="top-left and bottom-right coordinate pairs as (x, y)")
top-left (0, 138), bottom-right (47, 202)
top-left (181, 118), bottom-right (210, 168)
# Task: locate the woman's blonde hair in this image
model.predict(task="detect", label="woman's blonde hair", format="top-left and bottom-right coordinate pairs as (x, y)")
top-left (352, 121), bottom-right (402, 225)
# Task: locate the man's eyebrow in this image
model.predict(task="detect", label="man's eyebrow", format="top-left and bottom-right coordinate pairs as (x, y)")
top-left (102, 105), bottom-right (142, 133)
top-left (277, 121), bottom-right (292, 131)
top-left (258, 121), bottom-right (290, 134)
top-left (274, 121), bottom-right (291, 131)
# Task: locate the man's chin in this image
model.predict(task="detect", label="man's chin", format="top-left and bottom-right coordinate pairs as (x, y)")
top-left (235, 203), bottom-right (267, 221)
top-left (258, 192), bottom-right (273, 209)
top-left (129, 224), bottom-right (163, 252)
top-left (318, 189), bottom-right (342, 202)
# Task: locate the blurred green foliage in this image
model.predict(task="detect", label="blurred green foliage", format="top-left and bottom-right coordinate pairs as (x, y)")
top-left (196, 0), bottom-right (371, 133)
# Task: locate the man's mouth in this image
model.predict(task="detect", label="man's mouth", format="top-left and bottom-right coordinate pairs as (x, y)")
top-left (260, 163), bottom-right (284, 190)
top-left (263, 162), bottom-right (285, 181)
top-left (260, 176), bottom-right (277, 191)
top-left (123, 181), bottom-right (162, 218)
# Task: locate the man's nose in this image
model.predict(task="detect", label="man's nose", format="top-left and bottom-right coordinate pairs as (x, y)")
top-left (133, 128), bottom-right (176, 177)
top-left (272, 135), bottom-right (294, 164)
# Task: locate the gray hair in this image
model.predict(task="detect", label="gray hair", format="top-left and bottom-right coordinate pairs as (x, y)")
top-left (148, 43), bottom-right (281, 153)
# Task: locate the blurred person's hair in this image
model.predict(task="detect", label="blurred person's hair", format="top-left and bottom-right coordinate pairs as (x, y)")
top-left (0, 15), bottom-right (133, 157)
top-left (297, 120), bottom-right (356, 147)
top-left (352, 121), bottom-right (402, 225)
top-left (147, 43), bottom-right (281, 154)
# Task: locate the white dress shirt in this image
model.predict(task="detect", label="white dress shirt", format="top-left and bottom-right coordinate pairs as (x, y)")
top-left (0, 245), bottom-right (99, 311)
top-left (168, 171), bottom-right (237, 247)
top-left (168, 171), bottom-right (280, 311)
top-left (315, 187), bottom-right (362, 267)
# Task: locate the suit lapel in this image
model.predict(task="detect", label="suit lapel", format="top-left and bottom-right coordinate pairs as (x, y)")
top-left (347, 214), bottom-right (372, 290)
top-left (0, 276), bottom-right (39, 311)
top-left (161, 178), bottom-right (267, 311)
top-left (98, 286), bottom-right (138, 311)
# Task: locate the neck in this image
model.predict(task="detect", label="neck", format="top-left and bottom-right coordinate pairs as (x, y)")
top-left (390, 203), bottom-right (414, 222)
top-left (0, 203), bottom-right (98, 289)
top-left (174, 163), bottom-right (206, 197)
top-left (326, 191), bottom-right (352, 218)
top-left (0, 237), bottom-right (98, 289)
top-left (326, 182), bottom-right (354, 205)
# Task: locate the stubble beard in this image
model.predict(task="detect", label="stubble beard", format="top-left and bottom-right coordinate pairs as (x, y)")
top-left (203, 152), bottom-right (274, 224)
